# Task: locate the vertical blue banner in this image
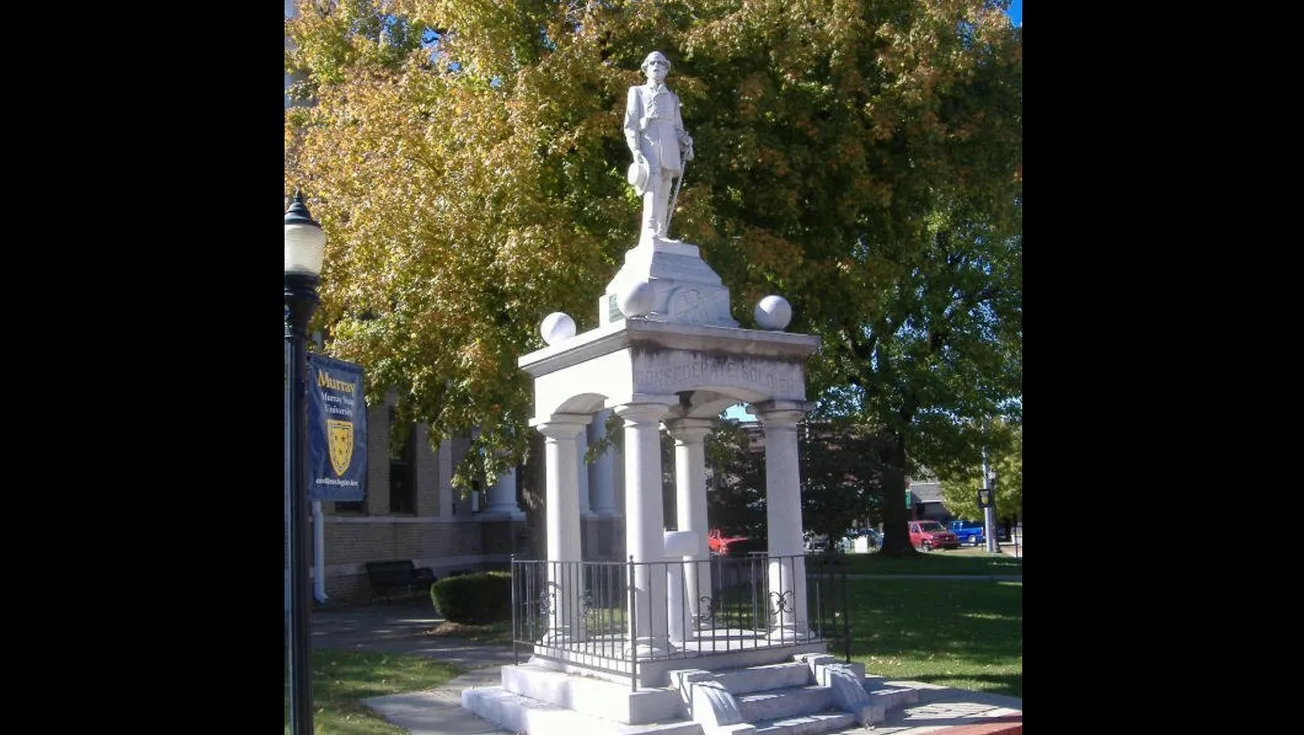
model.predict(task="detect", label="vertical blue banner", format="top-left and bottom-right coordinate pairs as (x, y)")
top-left (307, 353), bottom-right (367, 501)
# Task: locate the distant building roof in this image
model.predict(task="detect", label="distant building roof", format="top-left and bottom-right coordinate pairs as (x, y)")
top-left (908, 481), bottom-right (944, 503)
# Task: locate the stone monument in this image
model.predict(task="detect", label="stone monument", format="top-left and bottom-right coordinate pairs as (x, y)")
top-left (459, 50), bottom-right (919, 735)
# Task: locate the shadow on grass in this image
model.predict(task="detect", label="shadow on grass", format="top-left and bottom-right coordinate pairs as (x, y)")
top-left (839, 552), bottom-right (1023, 576)
top-left (846, 578), bottom-right (1021, 698)
top-left (904, 671), bottom-right (1023, 697)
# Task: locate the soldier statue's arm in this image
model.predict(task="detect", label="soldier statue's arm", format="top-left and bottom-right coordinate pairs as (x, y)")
top-left (673, 92), bottom-right (694, 161)
top-left (624, 86), bottom-right (645, 165)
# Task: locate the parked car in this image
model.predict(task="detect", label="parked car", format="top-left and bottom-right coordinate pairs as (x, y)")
top-left (845, 528), bottom-right (882, 553)
top-left (908, 520), bottom-right (960, 551)
top-left (707, 528), bottom-right (750, 556)
top-left (803, 531), bottom-right (830, 553)
top-left (947, 520), bottom-right (985, 546)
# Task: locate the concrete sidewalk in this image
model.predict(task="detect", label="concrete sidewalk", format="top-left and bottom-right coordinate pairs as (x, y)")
top-left (310, 599), bottom-right (1022, 735)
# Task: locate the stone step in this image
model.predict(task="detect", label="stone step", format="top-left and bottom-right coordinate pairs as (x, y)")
top-left (711, 662), bottom-right (814, 695)
top-left (502, 663), bottom-right (685, 725)
top-left (462, 686), bottom-right (702, 735)
top-left (862, 676), bottom-right (920, 711)
top-left (753, 711), bottom-right (858, 735)
top-left (866, 684), bottom-right (919, 711)
top-left (469, 659), bottom-right (923, 735)
top-left (736, 685), bottom-right (835, 723)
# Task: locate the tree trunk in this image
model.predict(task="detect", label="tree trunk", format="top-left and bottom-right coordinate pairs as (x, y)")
top-left (878, 431), bottom-right (919, 557)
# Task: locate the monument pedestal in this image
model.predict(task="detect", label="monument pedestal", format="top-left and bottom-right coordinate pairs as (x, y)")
top-left (600, 239), bottom-right (738, 328)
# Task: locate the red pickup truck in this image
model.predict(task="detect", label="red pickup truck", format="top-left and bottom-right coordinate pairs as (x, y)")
top-left (908, 520), bottom-right (960, 551)
top-left (707, 528), bottom-right (749, 556)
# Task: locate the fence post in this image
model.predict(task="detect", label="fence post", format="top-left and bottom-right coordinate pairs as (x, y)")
top-left (510, 554), bottom-right (518, 665)
top-left (841, 557), bottom-right (850, 662)
top-left (627, 555), bottom-right (638, 691)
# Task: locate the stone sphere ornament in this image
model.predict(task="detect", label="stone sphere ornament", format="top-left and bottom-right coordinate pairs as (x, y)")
top-left (617, 280), bottom-right (656, 317)
top-left (754, 295), bottom-right (792, 330)
top-left (540, 312), bottom-right (577, 345)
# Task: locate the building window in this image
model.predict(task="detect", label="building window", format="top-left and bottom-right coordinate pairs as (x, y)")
top-left (389, 410), bottom-right (416, 514)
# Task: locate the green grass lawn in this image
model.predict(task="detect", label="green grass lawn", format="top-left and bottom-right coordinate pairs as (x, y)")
top-left (833, 549), bottom-right (1023, 576)
top-left (284, 650), bottom-right (462, 734)
top-left (845, 578), bottom-right (1021, 697)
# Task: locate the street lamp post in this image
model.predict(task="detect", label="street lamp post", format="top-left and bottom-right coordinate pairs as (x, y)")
top-left (981, 448), bottom-right (998, 554)
top-left (285, 190), bottom-right (326, 735)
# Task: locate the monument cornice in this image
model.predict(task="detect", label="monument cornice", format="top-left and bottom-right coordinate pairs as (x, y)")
top-left (519, 318), bottom-right (820, 379)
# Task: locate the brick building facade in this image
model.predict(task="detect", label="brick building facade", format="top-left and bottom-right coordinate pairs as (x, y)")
top-left (287, 397), bottom-right (628, 605)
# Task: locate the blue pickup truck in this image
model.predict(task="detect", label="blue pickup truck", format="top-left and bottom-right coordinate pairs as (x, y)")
top-left (947, 520), bottom-right (985, 546)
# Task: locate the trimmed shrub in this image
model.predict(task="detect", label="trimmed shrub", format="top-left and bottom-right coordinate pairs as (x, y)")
top-left (430, 571), bottom-right (512, 624)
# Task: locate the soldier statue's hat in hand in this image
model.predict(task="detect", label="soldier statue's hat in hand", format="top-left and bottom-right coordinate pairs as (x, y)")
top-left (627, 158), bottom-right (650, 195)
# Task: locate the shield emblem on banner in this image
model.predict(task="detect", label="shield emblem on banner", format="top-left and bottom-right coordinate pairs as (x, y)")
top-left (327, 419), bottom-right (354, 477)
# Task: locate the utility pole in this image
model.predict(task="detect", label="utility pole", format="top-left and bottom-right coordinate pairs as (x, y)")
top-left (982, 448), bottom-right (999, 554)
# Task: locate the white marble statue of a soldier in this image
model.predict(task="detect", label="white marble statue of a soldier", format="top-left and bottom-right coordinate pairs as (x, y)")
top-left (624, 50), bottom-right (694, 245)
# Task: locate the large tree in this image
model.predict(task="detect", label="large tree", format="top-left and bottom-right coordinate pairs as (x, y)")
top-left (705, 418), bottom-right (767, 540)
top-left (798, 420), bottom-right (893, 546)
top-left (284, 0), bottom-right (1022, 528)
top-left (937, 419), bottom-right (1022, 525)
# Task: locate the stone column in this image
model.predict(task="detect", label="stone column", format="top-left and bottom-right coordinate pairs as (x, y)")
top-left (577, 428), bottom-right (592, 515)
top-left (752, 400), bottom-right (810, 641)
top-left (663, 530), bottom-right (697, 646)
top-left (665, 417), bottom-right (715, 630)
top-left (614, 401), bottom-right (674, 656)
top-left (587, 410), bottom-right (619, 516)
top-left (485, 465), bottom-right (524, 516)
top-left (534, 414), bottom-right (592, 643)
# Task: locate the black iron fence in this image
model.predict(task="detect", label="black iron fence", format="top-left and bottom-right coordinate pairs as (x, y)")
top-left (510, 553), bottom-right (850, 684)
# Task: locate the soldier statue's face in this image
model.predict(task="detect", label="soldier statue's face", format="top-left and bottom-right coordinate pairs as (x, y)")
top-left (645, 58), bottom-right (668, 84)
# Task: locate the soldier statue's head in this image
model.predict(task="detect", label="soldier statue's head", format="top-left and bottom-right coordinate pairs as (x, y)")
top-left (641, 51), bottom-right (671, 77)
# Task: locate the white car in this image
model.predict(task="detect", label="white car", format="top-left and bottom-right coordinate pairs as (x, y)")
top-left (803, 532), bottom-right (830, 552)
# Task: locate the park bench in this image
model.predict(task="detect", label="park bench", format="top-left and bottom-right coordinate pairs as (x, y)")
top-left (364, 560), bottom-right (437, 603)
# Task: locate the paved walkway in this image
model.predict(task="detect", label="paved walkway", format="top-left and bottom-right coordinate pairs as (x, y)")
top-left (310, 591), bottom-right (1022, 735)
top-left (311, 599), bottom-right (520, 670)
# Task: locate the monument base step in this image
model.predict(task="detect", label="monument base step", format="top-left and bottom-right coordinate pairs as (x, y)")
top-left (753, 711), bottom-right (858, 735)
top-left (462, 686), bottom-right (702, 735)
top-left (461, 654), bottom-right (924, 735)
